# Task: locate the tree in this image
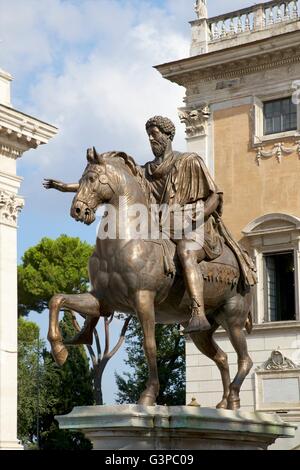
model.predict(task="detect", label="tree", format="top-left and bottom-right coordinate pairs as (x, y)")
top-left (18, 236), bottom-right (95, 449)
top-left (38, 313), bottom-right (94, 450)
top-left (18, 234), bottom-right (131, 407)
top-left (17, 315), bottom-right (94, 450)
top-left (115, 318), bottom-right (186, 405)
top-left (71, 313), bottom-right (132, 405)
top-left (18, 234), bottom-right (93, 316)
top-left (17, 317), bottom-right (59, 447)
top-left (17, 235), bottom-right (130, 447)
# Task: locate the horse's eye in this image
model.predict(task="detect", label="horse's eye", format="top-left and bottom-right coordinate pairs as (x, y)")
top-left (89, 176), bottom-right (95, 183)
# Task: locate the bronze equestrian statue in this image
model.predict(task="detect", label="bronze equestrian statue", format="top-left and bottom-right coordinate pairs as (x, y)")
top-left (44, 116), bottom-right (257, 410)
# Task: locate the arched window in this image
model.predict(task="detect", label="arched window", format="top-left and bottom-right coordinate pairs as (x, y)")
top-left (243, 213), bottom-right (300, 324)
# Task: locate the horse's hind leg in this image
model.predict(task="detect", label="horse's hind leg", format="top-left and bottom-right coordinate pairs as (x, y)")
top-left (48, 292), bottom-right (101, 366)
top-left (134, 290), bottom-right (158, 406)
top-left (189, 323), bottom-right (231, 409)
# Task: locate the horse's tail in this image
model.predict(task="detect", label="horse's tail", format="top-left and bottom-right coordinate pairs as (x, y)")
top-left (245, 312), bottom-right (253, 335)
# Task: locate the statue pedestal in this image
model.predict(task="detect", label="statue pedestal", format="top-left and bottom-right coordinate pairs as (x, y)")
top-left (56, 405), bottom-right (296, 450)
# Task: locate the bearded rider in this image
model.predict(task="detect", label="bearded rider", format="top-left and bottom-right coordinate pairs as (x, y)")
top-left (143, 116), bottom-right (257, 334)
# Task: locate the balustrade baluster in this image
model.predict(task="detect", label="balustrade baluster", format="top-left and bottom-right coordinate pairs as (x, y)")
top-left (269, 8), bottom-right (274, 24)
top-left (229, 17), bottom-right (235, 34)
top-left (245, 13), bottom-right (251, 31)
top-left (276, 5), bottom-right (283, 22)
top-left (221, 20), bottom-right (227, 37)
top-left (292, 0), bottom-right (299, 18)
top-left (263, 10), bottom-right (267, 27)
top-left (237, 15), bottom-right (243, 33)
top-left (283, 2), bottom-right (290, 21)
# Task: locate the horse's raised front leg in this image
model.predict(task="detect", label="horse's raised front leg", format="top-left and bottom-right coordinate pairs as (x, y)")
top-left (226, 325), bottom-right (253, 410)
top-left (188, 322), bottom-right (231, 409)
top-left (134, 290), bottom-right (158, 406)
top-left (48, 292), bottom-right (101, 366)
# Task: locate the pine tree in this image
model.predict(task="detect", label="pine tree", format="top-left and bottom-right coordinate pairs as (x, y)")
top-left (115, 318), bottom-right (186, 405)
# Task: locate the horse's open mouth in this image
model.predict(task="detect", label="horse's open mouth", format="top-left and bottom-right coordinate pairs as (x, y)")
top-left (82, 210), bottom-right (96, 225)
top-left (71, 202), bottom-right (96, 225)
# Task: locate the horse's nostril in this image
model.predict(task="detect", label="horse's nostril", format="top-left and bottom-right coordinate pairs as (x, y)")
top-left (76, 207), bottom-right (81, 215)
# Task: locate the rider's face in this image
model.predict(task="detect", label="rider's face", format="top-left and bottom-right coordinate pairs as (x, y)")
top-left (147, 126), bottom-right (169, 158)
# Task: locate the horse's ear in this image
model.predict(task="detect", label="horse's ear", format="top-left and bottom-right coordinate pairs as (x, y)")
top-left (87, 148), bottom-right (94, 163)
top-left (93, 147), bottom-right (105, 164)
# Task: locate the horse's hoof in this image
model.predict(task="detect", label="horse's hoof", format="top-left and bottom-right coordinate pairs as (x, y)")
top-left (227, 399), bottom-right (240, 410)
top-left (52, 343), bottom-right (68, 366)
top-left (138, 394), bottom-right (156, 406)
top-left (216, 398), bottom-right (228, 409)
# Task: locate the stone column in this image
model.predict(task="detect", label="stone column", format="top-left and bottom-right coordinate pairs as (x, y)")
top-left (0, 68), bottom-right (57, 449)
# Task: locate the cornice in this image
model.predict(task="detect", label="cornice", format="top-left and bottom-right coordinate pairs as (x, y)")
top-left (0, 104), bottom-right (58, 158)
top-left (156, 30), bottom-right (300, 86)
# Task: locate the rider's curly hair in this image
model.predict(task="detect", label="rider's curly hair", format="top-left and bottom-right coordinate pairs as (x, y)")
top-left (145, 116), bottom-right (176, 141)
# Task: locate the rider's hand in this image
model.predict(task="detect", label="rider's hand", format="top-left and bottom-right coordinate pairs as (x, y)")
top-left (43, 179), bottom-right (63, 190)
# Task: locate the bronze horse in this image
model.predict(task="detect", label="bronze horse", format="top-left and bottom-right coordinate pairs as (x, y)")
top-left (47, 149), bottom-right (253, 410)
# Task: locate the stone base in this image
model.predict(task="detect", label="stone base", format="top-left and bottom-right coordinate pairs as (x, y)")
top-left (0, 440), bottom-right (24, 450)
top-left (56, 405), bottom-right (296, 450)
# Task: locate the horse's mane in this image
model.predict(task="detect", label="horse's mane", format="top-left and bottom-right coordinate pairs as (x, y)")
top-left (87, 148), bottom-right (153, 205)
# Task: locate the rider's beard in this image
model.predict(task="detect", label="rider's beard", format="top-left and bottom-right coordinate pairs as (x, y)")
top-left (151, 138), bottom-right (168, 159)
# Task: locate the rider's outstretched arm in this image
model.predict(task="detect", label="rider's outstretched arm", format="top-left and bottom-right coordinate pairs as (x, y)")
top-left (43, 179), bottom-right (79, 193)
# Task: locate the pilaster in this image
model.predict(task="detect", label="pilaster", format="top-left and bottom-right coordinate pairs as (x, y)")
top-left (0, 69), bottom-right (57, 449)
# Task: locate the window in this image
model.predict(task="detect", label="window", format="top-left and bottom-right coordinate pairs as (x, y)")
top-left (264, 252), bottom-right (296, 322)
top-left (242, 213), bottom-right (300, 324)
top-left (263, 97), bottom-right (297, 135)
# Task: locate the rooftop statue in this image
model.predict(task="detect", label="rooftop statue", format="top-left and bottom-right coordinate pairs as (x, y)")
top-left (195, 0), bottom-right (208, 19)
top-left (44, 116), bottom-right (257, 410)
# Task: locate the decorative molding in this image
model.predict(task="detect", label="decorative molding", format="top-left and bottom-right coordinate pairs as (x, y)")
top-left (0, 190), bottom-right (24, 227)
top-left (156, 31), bottom-right (300, 87)
top-left (178, 105), bottom-right (210, 138)
top-left (182, 51), bottom-right (300, 85)
top-left (0, 143), bottom-right (23, 159)
top-left (257, 350), bottom-right (298, 371)
top-left (0, 104), bottom-right (58, 153)
top-left (243, 212), bottom-right (300, 236)
top-left (256, 140), bottom-right (300, 165)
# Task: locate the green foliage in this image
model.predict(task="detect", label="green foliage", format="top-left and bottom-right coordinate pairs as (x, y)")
top-left (18, 315), bottom-right (94, 450)
top-left (18, 235), bottom-right (95, 449)
top-left (17, 318), bottom-right (60, 446)
top-left (40, 424), bottom-right (92, 451)
top-left (115, 318), bottom-right (185, 405)
top-left (18, 235), bottom-right (93, 316)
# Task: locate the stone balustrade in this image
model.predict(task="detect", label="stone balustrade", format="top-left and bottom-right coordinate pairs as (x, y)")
top-left (208, 1), bottom-right (299, 42)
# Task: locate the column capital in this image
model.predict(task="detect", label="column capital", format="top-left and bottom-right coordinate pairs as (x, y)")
top-left (0, 190), bottom-right (24, 227)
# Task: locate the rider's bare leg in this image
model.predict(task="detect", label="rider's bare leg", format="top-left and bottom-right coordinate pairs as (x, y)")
top-left (177, 240), bottom-right (211, 333)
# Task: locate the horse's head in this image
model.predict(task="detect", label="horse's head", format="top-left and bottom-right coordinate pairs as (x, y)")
top-left (71, 148), bottom-right (121, 225)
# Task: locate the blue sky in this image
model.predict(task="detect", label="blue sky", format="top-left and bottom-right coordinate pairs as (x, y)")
top-left (0, 0), bottom-right (266, 403)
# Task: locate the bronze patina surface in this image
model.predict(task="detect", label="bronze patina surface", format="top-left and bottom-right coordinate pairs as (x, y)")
top-left (44, 117), bottom-right (257, 410)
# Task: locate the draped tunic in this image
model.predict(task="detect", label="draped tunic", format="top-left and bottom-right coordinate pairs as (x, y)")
top-left (143, 150), bottom-right (257, 286)
top-left (143, 151), bottom-right (223, 260)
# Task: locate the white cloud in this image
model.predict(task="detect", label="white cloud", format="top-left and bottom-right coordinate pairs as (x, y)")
top-left (1, 0), bottom-right (264, 210)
